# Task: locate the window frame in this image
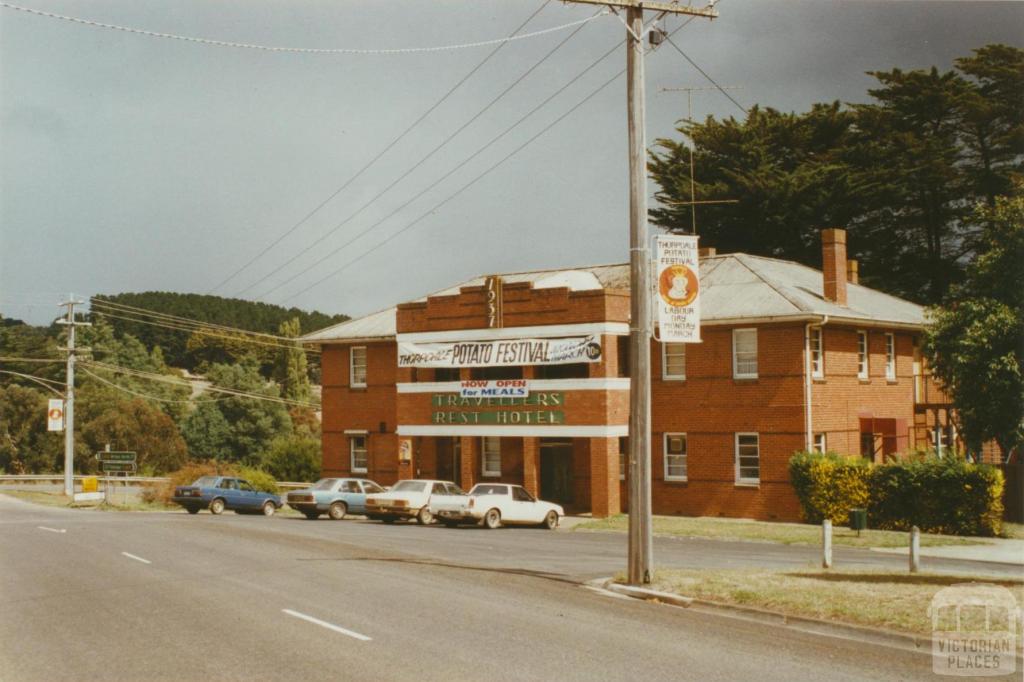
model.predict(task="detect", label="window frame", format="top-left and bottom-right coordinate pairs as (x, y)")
top-left (618, 436), bottom-right (628, 481)
top-left (813, 433), bottom-right (826, 453)
top-left (350, 436), bottom-right (368, 474)
top-left (885, 333), bottom-right (896, 381)
top-left (663, 432), bottom-right (688, 482)
top-left (735, 432), bottom-right (760, 485)
top-left (350, 346), bottom-right (367, 388)
top-left (857, 331), bottom-right (869, 380)
top-left (661, 342), bottom-right (686, 381)
top-left (732, 328), bottom-right (758, 379)
top-left (481, 436), bottom-right (501, 478)
top-left (810, 326), bottom-right (824, 379)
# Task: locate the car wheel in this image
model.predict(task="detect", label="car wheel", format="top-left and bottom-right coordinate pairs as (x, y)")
top-left (416, 507), bottom-right (433, 525)
top-left (185, 506), bottom-right (200, 515)
top-left (303, 511), bottom-right (320, 520)
top-left (483, 508), bottom-right (501, 530)
top-left (328, 501), bottom-right (348, 520)
top-left (209, 498), bottom-right (226, 515)
top-left (262, 501), bottom-right (276, 516)
top-left (542, 510), bottom-right (559, 530)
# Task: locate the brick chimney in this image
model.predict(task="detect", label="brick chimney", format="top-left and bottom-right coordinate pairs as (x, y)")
top-left (822, 228), bottom-right (848, 306)
top-left (698, 247), bottom-right (716, 258)
top-left (847, 259), bottom-right (859, 285)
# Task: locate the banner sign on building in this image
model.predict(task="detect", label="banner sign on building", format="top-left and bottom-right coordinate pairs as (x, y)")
top-left (398, 335), bottom-right (602, 368)
top-left (655, 234), bottom-right (702, 343)
top-left (47, 399), bottom-right (64, 432)
top-left (432, 392), bottom-right (564, 425)
top-left (460, 379), bottom-right (529, 398)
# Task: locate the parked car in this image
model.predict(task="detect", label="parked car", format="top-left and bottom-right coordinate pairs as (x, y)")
top-left (364, 479), bottom-right (464, 525)
top-left (172, 476), bottom-right (282, 516)
top-left (285, 478), bottom-right (386, 519)
top-left (430, 483), bottom-right (563, 529)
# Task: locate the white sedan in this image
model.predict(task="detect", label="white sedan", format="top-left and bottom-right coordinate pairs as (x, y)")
top-left (431, 483), bottom-right (563, 530)
top-left (364, 479), bottom-right (464, 525)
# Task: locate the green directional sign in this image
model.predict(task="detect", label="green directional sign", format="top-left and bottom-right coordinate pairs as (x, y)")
top-left (96, 451), bottom-right (136, 463)
top-left (101, 461), bottom-right (136, 473)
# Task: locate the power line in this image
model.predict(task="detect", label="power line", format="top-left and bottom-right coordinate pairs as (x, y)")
top-left (239, 5), bottom-right (607, 300)
top-left (663, 35), bottom-right (748, 116)
top-left (0, 356), bottom-right (64, 363)
top-left (0, 369), bottom-right (66, 396)
top-left (209, 0), bottom-right (553, 294)
top-left (89, 298), bottom-right (303, 342)
top-left (0, 2), bottom-right (605, 55)
top-left (277, 14), bottom-right (692, 304)
top-left (79, 366), bottom-right (224, 404)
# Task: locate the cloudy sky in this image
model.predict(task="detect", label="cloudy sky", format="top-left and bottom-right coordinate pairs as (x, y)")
top-left (2, 0), bottom-right (1021, 327)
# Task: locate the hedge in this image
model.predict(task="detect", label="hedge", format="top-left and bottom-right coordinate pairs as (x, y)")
top-left (789, 451), bottom-right (1004, 537)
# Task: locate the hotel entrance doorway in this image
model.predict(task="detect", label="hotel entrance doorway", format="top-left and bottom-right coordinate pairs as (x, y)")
top-left (540, 438), bottom-right (573, 506)
top-left (436, 437), bottom-right (461, 483)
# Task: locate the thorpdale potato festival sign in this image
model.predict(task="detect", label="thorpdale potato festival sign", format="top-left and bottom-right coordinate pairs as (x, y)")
top-left (398, 335), bottom-right (602, 368)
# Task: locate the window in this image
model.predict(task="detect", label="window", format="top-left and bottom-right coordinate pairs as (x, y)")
top-left (350, 346), bottom-right (367, 387)
top-left (445, 483), bottom-right (465, 495)
top-left (663, 433), bottom-right (687, 481)
top-left (350, 436), bottom-right (367, 473)
top-left (512, 486), bottom-right (534, 502)
top-left (813, 433), bottom-right (826, 453)
top-left (431, 483), bottom-right (447, 495)
top-left (735, 433), bottom-right (760, 484)
top-left (481, 437), bottom-right (501, 477)
top-left (618, 436), bottom-right (628, 480)
top-left (239, 481), bottom-right (255, 492)
top-left (662, 343), bottom-right (686, 380)
top-left (732, 329), bottom-right (758, 379)
top-left (809, 326), bottom-right (824, 378)
top-left (617, 336), bottom-right (630, 378)
top-left (885, 333), bottom-right (896, 381)
top-left (343, 480), bottom-right (361, 493)
top-left (535, 363), bottom-right (589, 379)
top-left (434, 368), bottom-right (460, 382)
top-left (361, 481), bottom-right (385, 494)
top-left (857, 331), bottom-right (869, 380)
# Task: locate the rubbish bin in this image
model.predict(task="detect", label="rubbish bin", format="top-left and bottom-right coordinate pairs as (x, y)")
top-left (848, 508), bottom-right (868, 535)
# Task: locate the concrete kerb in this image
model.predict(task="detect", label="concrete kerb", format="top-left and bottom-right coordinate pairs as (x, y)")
top-left (593, 578), bottom-right (938, 655)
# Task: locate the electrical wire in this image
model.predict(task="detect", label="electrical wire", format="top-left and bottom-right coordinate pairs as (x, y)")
top-left (0, 2), bottom-right (606, 55)
top-left (276, 13), bottom-right (696, 303)
top-left (79, 366), bottom-right (224, 404)
top-left (664, 35), bottom-right (747, 115)
top-left (89, 298), bottom-right (304, 342)
top-left (238, 6), bottom-right (607, 300)
top-left (209, 0), bottom-right (553, 294)
top-left (0, 369), bottom-right (66, 396)
top-left (0, 357), bottom-right (64, 363)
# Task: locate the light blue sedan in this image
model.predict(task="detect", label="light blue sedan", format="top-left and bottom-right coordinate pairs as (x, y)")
top-left (285, 478), bottom-right (386, 520)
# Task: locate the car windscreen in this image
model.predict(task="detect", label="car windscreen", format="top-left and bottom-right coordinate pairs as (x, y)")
top-left (312, 479), bottom-right (338, 491)
top-left (391, 481), bottom-right (428, 493)
top-left (192, 476), bottom-right (219, 487)
top-left (470, 484), bottom-right (508, 496)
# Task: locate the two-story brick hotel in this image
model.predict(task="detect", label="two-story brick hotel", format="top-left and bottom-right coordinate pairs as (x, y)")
top-left (301, 229), bottom-right (950, 521)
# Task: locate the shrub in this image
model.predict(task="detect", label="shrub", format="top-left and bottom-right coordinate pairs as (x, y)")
top-left (237, 466), bottom-right (279, 494)
top-left (789, 451), bottom-right (870, 524)
top-left (788, 451), bottom-right (1005, 536)
top-left (260, 434), bottom-right (320, 483)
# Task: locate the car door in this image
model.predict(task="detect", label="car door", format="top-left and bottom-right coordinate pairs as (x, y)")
top-left (509, 486), bottom-right (544, 523)
top-left (217, 478), bottom-right (242, 509)
top-left (358, 480), bottom-right (385, 514)
top-left (342, 480), bottom-right (365, 512)
top-left (238, 480), bottom-right (260, 510)
top-left (429, 482), bottom-right (448, 509)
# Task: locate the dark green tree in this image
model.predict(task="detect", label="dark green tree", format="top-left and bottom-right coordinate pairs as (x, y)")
top-left (82, 398), bottom-right (189, 474)
top-left (925, 190), bottom-right (1024, 460)
top-left (261, 433), bottom-right (320, 483)
top-left (272, 318), bottom-right (311, 403)
top-left (0, 384), bottom-right (62, 473)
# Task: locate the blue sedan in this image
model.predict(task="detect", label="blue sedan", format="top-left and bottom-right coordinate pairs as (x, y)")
top-left (285, 478), bottom-right (386, 519)
top-left (172, 476), bottom-right (282, 516)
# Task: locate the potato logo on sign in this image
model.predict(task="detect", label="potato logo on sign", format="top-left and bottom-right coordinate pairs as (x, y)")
top-left (658, 264), bottom-right (699, 307)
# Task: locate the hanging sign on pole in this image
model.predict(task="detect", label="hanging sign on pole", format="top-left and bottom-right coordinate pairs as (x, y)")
top-left (655, 235), bottom-right (702, 343)
top-left (47, 399), bottom-right (65, 432)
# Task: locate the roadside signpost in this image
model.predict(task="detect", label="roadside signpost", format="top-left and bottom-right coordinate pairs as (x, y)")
top-left (96, 449), bottom-right (136, 504)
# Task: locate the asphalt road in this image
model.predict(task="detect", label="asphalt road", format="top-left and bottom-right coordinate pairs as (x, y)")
top-left (1, 496), bottom-right (1019, 682)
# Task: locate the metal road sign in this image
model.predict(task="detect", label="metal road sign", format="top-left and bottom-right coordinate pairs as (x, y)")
top-left (96, 451), bottom-right (137, 463)
top-left (101, 461), bottom-right (136, 474)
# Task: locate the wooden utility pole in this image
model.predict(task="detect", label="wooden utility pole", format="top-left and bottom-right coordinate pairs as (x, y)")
top-left (562, 0), bottom-right (718, 586)
top-left (57, 295), bottom-right (90, 497)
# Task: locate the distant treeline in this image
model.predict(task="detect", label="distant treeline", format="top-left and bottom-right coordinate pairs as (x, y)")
top-left (91, 292), bottom-right (348, 369)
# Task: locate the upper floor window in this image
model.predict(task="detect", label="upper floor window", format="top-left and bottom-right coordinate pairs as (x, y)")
top-left (810, 326), bottom-right (824, 378)
top-left (857, 331), bottom-right (869, 380)
top-left (735, 433), bottom-right (760, 484)
top-left (435, 368), bottom-right (460, 382)
top-left (350, 346), bottom-right (367, 387)
top-left (481, 437), bottom-right (501, 477)
top-left (662, 343), bottom-right (686, 380)
top-left (350, 436), bottom-right (368, 473)
top-left (733, 329), bottom-right (758, 379)
top-left (617, 336), bottom-right (630, 378)
top-left (664, 433), bottom-right (687, 481)
top-left (885, 333), bottom-right (896, 381)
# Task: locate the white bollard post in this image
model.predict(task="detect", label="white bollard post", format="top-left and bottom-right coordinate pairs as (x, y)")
top-left (909, 526), bottom-right (920, 573)
top-left (822, 519), bottom-right (833, 569)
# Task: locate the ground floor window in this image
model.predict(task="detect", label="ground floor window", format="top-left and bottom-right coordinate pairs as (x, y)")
top-left (350, 436), bottom-right (367, 473)
top-left (735, 433), bottom-right (759, 484)
top-left (618, 436), bottom-right (628, 480)
top-left (664, 433), bottom-right (687, 481)
top-left (813, 433), bottom-right (826, 453)
top-left (481, 437), bottom-right (501, 477)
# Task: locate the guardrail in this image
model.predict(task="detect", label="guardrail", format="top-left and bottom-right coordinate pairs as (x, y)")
top-left (0, 474), bottom-right (311, 489)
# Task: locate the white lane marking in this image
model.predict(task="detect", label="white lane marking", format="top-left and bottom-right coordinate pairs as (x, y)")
top-left (121, 552), bottom-right (152, 565)
top-left (282, 609), bottom-right (372, 641)
top-left (37, 526), bottom-right (66, 533)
